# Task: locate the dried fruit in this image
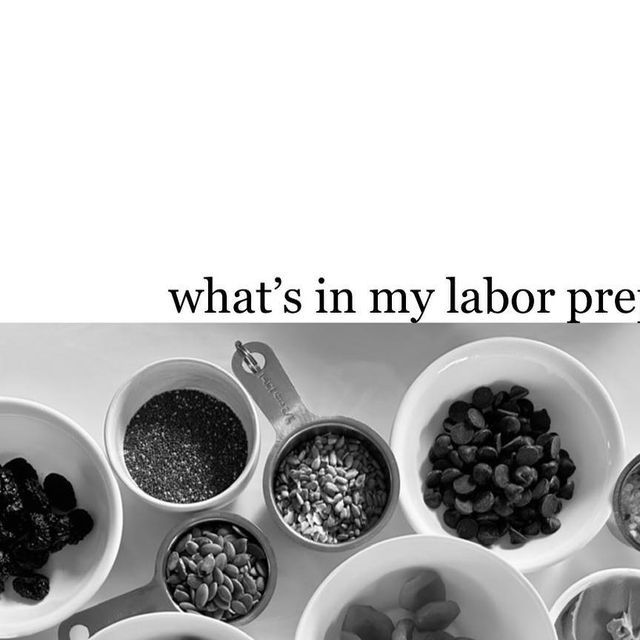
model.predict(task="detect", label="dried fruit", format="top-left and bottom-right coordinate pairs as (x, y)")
top-left (399, 570), bottom-right (446, 611)
top-left (342, 604), bottom-right (394, 640)
top-left (13, 573), bottom-right (50, 601)
top-left (415, 600), bottom-right (461, 631)
top-left (0, 458), bottom-right (93, 602)
top-left (43, 473), bottom-right (77, 512)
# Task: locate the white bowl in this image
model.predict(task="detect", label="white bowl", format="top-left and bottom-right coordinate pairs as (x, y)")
top-left (296, 534), bottom-right (557, 640)
top-left (104, 358), bottom-right (260, 512)
top-left (391, 337), bottom-right (625, 573)
top-left (550, 568), bottom-right (640, 637)
top-left (91, 612), bottom-right (255, 640)
top-left (0, 397), bottom-right (123, 638)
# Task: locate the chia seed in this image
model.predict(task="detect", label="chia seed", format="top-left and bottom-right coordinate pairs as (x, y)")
top-left (123, 389), bottom-right (248, 503)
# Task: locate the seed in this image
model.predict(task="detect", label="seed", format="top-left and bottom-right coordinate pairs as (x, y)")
top-left (165, 520), bottom-right (268, 622)
top-left (195, 583), bottom-right (209, 610)
top-left (167, 551), bottom-right (179, 572)
top-left (173, 589), bottom-right (190, 603)
top-left (200, 542), bottom-right (222, 556)
top-left (274, 431), bottom-right (389, 544)
top-left (214, 553), bottom-right (228, 570)
top-left (123, 389), bottom-right (248, 504)
top-left (224, 564), bottom-right (240, 579)
top-left (223, 540), bottom-right (236, 561)
top-left (218, 585), bottom-right (232, 603)
top-left (199, 554), bottom-right (215, 575)
top-left (231, 600), bottom-right (248, 616)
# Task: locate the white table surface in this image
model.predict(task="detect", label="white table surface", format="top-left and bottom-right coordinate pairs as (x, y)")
top-left (2, 323), bottom-right (639, 640)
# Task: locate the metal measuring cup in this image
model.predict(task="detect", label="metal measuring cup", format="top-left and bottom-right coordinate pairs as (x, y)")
top-left (58, 512), bottom-right (277, 640)
top-left (232, 340), bottom-right (400, 552)
top-left (609, 453), bottom-right (640, 550)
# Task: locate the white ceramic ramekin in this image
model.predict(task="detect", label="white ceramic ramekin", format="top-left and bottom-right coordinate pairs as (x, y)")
top-left (90, 611), bottom-right (256, 640)
top-left (391, 337), bottom-right (626, 573)
top-left (104, 358), bottom-right (260, 512)
top-left (0, 397), bottom-right (123, 638)
top-left (296, 534), bottom-right (557, 640)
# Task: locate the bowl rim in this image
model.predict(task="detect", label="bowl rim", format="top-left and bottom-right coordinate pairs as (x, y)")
top-left (549, 566), bottom-right (640, 622)
top-left (390, 336), bottom-right (626, 573)
top-left (91, 611), bottom-right (256, 639)
top-left (103, 357), bottom-right (261, 513)
top-left (0, 396), bottom-right (123, 638)
top-left (295, 532), bottom-right (556, 639)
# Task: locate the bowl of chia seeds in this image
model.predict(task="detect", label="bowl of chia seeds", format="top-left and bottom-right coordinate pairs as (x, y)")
top-left (104, 358), bottom-right (260, 512)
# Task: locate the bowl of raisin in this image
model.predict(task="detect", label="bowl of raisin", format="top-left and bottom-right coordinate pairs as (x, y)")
top-left (0, 397), bottom-right (122, 637)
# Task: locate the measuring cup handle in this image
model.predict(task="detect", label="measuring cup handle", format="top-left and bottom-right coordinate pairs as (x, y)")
top-left (57, 580), bottom-right (164, 639)
top-left (232, 341), bottom-right (317, 440)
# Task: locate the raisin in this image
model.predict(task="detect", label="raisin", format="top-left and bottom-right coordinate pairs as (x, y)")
top-left (26, 513), bottom-right (51, 551)
top-left (43, 473), bottom-right (77, 512)
top-left (13, 574), bottom-right (50, 601)
top-left (19, 478), bottom-right (50, 513)
top-left (4, 458), bottom-right (38, 483)
top-left (67, 509), bottom-right (94, 544)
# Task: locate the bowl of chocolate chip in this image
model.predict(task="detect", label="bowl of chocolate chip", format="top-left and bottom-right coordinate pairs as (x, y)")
top-left (104, 358), bottom-right (260, 512)
top-left (391, 337), bottom-right (625, 573)
top-left (0, 397), bottom-right (122, 638)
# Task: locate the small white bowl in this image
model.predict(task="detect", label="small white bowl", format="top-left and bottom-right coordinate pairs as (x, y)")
top-left (0, 397), bottom-right (123, 639)
top-left (550, 568), bottom-right (640, 636)
top-left (91, 611), bottom-right (256, 640)
top-left (296, 534), bottom-right (557, 640)
top-left (391, 337), bottom-right (625, 573)
top-left (104, 358), bottom-right (260, 512)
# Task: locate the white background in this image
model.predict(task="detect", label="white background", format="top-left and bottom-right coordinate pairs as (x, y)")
top-left (1, 3), bottom-right (640, 322)
top-left (2, 323), bottom-right (640, 639)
